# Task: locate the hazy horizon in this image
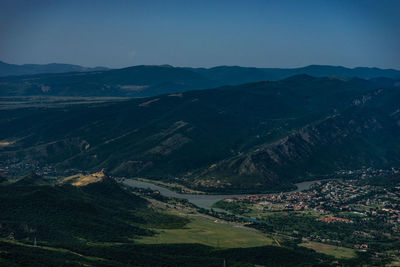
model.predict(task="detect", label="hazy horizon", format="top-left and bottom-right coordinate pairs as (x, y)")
top-left (2, 60), bottom-right (400, 72)
top-left (1, 0), bottom-right (399, 69)
top-left (0, 0), bottom-right (400, 69)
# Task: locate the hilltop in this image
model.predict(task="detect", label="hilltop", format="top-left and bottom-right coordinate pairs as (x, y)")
top-left (0, 172), bottom-right (187, 245)
top-left (57, 171), bottom-right (107, 186)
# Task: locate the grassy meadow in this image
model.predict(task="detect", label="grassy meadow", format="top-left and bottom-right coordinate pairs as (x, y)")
top-left (136, 212), bottom-right (274, 248)
top-left (300, 241), bottom-right (356, 259)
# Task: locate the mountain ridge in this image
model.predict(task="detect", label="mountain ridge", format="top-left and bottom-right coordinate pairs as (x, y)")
top-left (1, 63), bottom-right (399, 97)
top-left (0, 60), bottom-right (109, 77)
top-left (1, 75), bottom-right (399, 192)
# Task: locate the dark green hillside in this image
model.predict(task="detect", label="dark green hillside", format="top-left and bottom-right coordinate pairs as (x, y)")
top-left (0, 75), bottom-right (399, 192)
top-left (0, 240), bottom-right (336, 266)
top-left (0, 174), bottom-right (8, 184)
top-left (0, 176), bottom-right (188, 245)
top-left (0, 176), bottom-right (336, 266)
top-left (11, 172), bottom-right (50, 186)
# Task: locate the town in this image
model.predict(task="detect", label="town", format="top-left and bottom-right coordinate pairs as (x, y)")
top-left (235, 179), bottom-right (400, 226)
top-left (216, 175), bottom-right (400, 255)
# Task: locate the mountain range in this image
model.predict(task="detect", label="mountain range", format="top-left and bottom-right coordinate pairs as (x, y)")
top-left (1, 75), bottom-right (399, 192)
top-left (1, 62), bottom-right (400, 97)
top-left (0, 61), bottom-right (109, 77)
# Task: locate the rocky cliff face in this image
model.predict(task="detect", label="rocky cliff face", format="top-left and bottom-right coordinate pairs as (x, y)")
top-left (192, 87), bottom-right (400, 191)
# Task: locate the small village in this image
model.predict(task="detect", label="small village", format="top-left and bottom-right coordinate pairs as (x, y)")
top-left (0, 159), bottom-right (58, 177)
top-left (234, 178), bottom-right (400, 227)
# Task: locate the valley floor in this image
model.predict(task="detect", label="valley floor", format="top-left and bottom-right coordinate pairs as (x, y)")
top-left (131, 188), bottom-right (359, 261)
top-left (135, 196), bottom-right (275, 248)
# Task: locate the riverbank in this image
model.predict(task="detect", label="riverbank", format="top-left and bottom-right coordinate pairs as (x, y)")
top-left (122, 178), bottom-right (321, 209)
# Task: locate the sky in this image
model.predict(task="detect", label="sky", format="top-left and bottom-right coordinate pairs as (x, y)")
top-left (0, 0), bottom-right (399, 69)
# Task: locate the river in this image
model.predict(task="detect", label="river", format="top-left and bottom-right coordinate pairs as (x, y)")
top-left (122, 179), bottom-right (320, 209)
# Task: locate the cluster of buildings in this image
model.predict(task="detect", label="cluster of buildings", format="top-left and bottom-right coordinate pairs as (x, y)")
top-left (316, 216), bottom-right (353, 223)
top-left (234, 178), bottom-right (400, 226)
top-left (0, 159), bottom-right (57, 177)
top-left (335, 167), bottom-right (400, 178)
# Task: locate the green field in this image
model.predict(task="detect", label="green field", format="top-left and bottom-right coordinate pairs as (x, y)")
top-left (300, 241), bottom-right (356, 259)
top-left (136, 210), bottom-right (358, 260)
top-left (136, 212), bottom-right (274, 248)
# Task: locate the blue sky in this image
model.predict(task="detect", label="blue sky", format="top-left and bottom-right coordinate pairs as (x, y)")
top-left (1, 0), bottom-right (399, 69)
